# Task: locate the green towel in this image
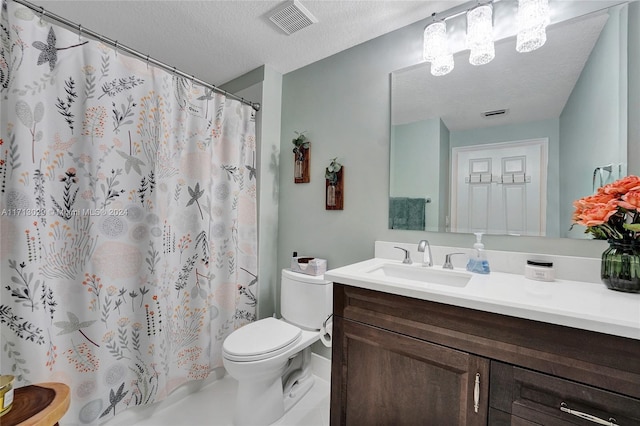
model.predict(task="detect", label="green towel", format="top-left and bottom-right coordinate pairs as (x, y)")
top-left (389, 197), bottom-right (426, 230)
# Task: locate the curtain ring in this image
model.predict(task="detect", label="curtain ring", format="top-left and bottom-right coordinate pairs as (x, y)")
top-left (172, 66), bottom-right (177, 77)
top-left (145, 53), bottom-right (150, 69)
top-left (114, 41), bottom-right (119, 57)
top-left (39, 6), bottom-right (45, 24)
top-left (191, 75), bottom-right (195, 86)
top-left (78, 24), bottom-right (82, 42)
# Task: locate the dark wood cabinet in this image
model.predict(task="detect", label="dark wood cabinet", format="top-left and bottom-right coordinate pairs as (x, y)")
top-left (330, 283), bottom-right (640, 426)
top-left (332, 316), bottom-right (489, 425)
top-left (491, 361), bottom-right (640, 425)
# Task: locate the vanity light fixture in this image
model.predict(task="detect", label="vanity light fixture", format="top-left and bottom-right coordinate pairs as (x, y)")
top-left (423, 20), bottom-right (454, 76)
top-left (422, 0), bottom-right (553, 76)
top-left (466, 4), bottom-right (495, 66)
top-left (516, 0), bottom-right (551, 52)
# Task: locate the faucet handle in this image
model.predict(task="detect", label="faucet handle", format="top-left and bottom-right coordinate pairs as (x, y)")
top-left (394, 247), bottom-right (412, 264)
top-left (443, 252), bottom-right (465, 269)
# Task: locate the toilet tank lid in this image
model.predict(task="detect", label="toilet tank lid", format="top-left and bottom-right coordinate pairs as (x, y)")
top-left (223, 317), bottom-right (301, 357)
top-left (283, 268), bottom-right (331, 284)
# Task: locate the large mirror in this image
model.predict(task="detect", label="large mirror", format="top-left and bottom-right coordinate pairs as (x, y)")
top-left (390, 1), bottom-right (637, 238)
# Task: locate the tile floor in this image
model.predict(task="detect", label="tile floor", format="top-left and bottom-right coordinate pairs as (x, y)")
top-left (123, 374), bottom-right (330, 426)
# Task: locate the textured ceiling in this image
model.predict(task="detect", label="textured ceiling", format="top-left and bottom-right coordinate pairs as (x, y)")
top-left (31, 0), bottom-right (466, 86)
top-left (392, 7), bottom-right (610, 131)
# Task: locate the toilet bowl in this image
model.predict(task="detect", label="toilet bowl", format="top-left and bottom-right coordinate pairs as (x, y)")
top-left (222, 269), bottom-right (332, 426)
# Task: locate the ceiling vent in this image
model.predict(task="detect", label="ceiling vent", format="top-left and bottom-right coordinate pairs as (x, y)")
top-left (481, 109), bottom-right (509, 118)
top-left (269, 0), bottom-right (318, 35)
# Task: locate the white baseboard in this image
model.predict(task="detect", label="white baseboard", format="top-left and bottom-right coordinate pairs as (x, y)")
top-left (311, 353), bottom-right (331, 382)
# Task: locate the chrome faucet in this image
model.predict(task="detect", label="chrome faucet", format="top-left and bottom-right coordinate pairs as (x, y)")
top-left (394, 247), bottom-right (412, 264)
top-left (443, 252), bottom-right (465, 269)
top-left (417, 240), bottom-right (433, 267)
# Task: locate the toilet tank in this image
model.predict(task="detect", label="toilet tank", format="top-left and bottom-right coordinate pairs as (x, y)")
top-left (281, 269), bottom-right (332, 330)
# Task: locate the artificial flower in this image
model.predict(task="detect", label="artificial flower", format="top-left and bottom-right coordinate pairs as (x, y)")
top-left (572, 175), bottom-right (640, 240)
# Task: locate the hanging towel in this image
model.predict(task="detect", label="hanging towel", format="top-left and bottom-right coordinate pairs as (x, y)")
top-left (389, 197), bottom-right (426, 230)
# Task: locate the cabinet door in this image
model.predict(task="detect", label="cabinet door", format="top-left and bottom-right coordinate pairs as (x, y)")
top-left (330, 317), bottom-right (489, 426)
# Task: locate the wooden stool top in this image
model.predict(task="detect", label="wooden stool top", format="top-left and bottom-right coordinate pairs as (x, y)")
top-left (1, 382), bottom-right (70, 426)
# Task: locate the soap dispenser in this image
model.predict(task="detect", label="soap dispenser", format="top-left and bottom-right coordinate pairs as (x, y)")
top-left (466, 232), bottom-right (490, 274)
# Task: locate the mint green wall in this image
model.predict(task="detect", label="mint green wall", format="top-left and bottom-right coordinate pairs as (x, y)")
top-left (449, 118), bottom-right (561, 237)
top-left (222, 66), bottom-right (283, 320)
top-left (438, 119), bottom-right (450, 232)
top-left (390, 119), bottom-right (441, 228)
top-left (560, 5), bottom-right (627, 239)
top-left (276, 3), bottom-right (640, 360)
top-left (628, 1), bottom-right (640, 175)
top-left (279, 25), bottom-right (412, 276)
top-left (279, 10), bottom-right (606, 290)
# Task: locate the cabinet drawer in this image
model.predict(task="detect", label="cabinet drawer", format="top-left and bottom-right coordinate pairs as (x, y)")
top-left (491, 361), bottom-right (640, 425)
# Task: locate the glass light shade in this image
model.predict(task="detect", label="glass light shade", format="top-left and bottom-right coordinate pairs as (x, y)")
top-left (516, 0), bottom-right (550, 53)
top-left (424, 21), bottom-right (454, 76)
top-left (423, 21), bottom-right (448, 62)
top-left (431, 54), bottom-right (454, 76)
top-left (467, 4), bottom-right (495, 66)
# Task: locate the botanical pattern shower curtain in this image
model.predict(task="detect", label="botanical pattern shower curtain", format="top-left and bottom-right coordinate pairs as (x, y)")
top-left (0, 1), bottom-right (257, 424)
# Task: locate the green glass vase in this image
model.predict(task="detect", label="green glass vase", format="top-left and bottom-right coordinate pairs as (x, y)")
top-left (601, 240), bottom-right (640, 293)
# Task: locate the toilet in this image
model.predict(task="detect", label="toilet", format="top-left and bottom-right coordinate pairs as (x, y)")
top-left (222, 269), bottom-right (333, 426)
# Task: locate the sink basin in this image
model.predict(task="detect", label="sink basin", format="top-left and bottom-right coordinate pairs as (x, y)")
top-left (367, 263), bottom-right (472, 287)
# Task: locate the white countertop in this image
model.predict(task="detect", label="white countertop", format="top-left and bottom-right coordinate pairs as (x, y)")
top-left (325, 258), bottom-right (640, 340)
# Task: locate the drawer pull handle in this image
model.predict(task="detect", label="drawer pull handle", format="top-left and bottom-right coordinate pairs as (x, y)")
top-left (560, 402), bottom-right (618, 425)
top-left (473, 373), bottom-right (480, 413)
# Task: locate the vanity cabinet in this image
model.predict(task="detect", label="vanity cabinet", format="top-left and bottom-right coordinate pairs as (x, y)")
top-left (330, 283), bottom-right (640, 426)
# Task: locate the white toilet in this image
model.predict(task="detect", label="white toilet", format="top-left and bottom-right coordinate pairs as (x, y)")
top-left (222, 269), bottom-right (333, 426)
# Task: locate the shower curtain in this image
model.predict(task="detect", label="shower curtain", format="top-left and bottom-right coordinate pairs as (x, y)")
top-left (0, 1), bottom-right (257, 424)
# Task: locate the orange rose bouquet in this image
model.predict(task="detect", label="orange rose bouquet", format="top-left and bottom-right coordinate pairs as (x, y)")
top-left (572, 175), bottom-right (640, 240)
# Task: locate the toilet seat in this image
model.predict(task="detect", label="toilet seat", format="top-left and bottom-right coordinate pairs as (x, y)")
top-left (223, 317), bottom-right (302, 362)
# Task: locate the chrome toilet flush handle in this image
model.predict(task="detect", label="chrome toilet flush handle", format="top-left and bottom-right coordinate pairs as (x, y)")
top-left (322, 314), bottom-right (333, 329)
top-left (394, 247), bottom-right (412, 264)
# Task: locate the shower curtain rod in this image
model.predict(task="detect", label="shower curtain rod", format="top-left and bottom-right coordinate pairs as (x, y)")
top-left (10, 0), bottom-right (261, 111)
